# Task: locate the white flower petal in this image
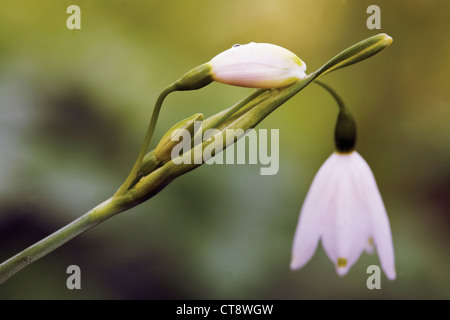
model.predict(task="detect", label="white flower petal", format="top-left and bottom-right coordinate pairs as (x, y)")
top-left (290, 153), bottom-right (340, 270)
top-left (365, 237), bottom-right (375, 254)
top-left (352, 152), bottom-right (396, 280)
top-left (321, 153), bottom-right (372, 276)
top-left (210, 43), bottom-right (307, 89)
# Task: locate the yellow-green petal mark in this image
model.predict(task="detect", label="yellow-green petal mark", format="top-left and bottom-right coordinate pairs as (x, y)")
top-left (337, 258), bottom-right (347, 268)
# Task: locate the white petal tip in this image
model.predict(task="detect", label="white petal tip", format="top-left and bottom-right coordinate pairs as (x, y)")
top-left (290, 254), bottom-right (313, 271)
top-left (296, 71), bottom-right (307, 80)
top-left (289, 258), bottom-right (302, 271)
top-left (385, 270), bottom-right (396, 281)
top-left (365, 237), bottom-right (375, 254)
top-left (336, 267), bottom-right (349, 277)
top-left (336, 258), bottom-right (350, 277)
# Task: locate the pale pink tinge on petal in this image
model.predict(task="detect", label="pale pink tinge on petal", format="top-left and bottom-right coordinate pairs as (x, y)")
top-left (352, 152), bottom-right (396, 280)
top-left (321, 153), bottom-right (372, 276)
top-left (290, 153), bottom-right (340, 270)
top-left (291, 151), bottom-right (395, 280)
top-left (211, 64), bottom-right (305, 88)
top-left (365, 237), bottom-right (375, 254)
top-left (210, 42), bottom-right (307, 89)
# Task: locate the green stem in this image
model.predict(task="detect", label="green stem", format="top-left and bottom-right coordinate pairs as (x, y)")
top-left (114, 84), bottom-right (177, 196)
top-left (0, 197), bottom-right (127, 284)
top-left (315, 81), bottom-right (346, 112)
top-left (314, 81), bottom-right (357, 152)
top-left (199, 89), bottom-right (269, 134)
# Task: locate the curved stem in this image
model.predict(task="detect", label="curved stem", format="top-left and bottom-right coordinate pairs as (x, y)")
top-left (314, 81), bottom-right (356, 152)
top-left (314, 81), bottom-right (346, 112)
top-left (114, 84), bottom-right (177, 196)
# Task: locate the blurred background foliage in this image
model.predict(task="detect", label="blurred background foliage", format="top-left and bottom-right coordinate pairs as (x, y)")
top-left (0, 0), bottom-right (449, 299)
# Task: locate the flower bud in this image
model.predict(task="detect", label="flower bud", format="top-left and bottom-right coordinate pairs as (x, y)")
top-left (209, 42), bottom-right (307, 88)
top-left (155, 113), bottom-right (204, 162)
top-left (173, 42), bottom-right (307, 91)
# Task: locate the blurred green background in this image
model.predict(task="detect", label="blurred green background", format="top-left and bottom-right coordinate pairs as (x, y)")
top-left (0, 0), bottom-right (449, 299)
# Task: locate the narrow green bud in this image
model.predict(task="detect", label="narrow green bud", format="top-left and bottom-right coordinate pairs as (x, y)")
top-left (155, 113), bottom-right (204, 161)
top-left (139, 150), bottom-right (160, 177)
top-left (318, 33), bottom-right (393, 76)
top-left (335, 109), bottom-right (357, 153)
top-left (174, 63), bottom-right (214, 91)
top-left (127, 150), bottom-right (161, 189)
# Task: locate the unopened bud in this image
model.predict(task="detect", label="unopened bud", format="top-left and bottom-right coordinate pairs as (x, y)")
top-left (209, 42), bottom-right (307, 88)
top-left (173, 42), bottom-right (307, 91)
top-left (155, 113), bottom-right (204, 161)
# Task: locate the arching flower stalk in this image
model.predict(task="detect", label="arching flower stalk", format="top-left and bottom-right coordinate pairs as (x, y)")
top-left (290, 81), bottom-right (396, 280)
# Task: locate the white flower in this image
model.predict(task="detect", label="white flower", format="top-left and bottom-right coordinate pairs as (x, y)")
top-left (290, 151), bottom-right (396, 280)
top-left (209, 43), bottom-right (307, 89)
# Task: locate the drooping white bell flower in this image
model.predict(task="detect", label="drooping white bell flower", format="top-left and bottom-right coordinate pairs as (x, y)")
top-left (290, 151), bottom-right (396, 280)
top-left (209, 42), bottom-right (307, 89)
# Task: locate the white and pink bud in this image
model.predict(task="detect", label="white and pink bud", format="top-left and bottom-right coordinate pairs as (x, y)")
top-left (210, 42), bottom-right (307, 89)
top-left (174, 42), bottom-right (307, 90)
